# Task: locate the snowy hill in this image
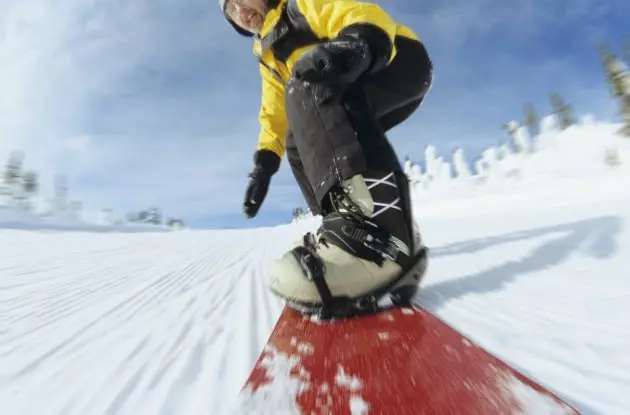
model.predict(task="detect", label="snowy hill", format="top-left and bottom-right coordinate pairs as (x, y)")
top-left (1, 119), bottom-right (629, 414)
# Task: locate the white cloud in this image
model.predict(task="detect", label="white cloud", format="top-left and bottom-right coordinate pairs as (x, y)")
top-left (0, 0), bottom-right (266, 222)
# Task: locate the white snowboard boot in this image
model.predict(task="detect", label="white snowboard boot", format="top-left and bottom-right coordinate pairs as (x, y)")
top-left (266, 170), bottom-right (427, 318)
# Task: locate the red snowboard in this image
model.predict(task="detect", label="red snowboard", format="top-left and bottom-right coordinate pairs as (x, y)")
top-left (236, 305), bottom-right (580, 415)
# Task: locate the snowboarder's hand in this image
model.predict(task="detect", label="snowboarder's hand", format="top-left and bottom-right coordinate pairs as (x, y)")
top-left (243, 169), bottom-right (271, 219)
top-left (243, 150), bottom-right (280, 219)
top-left (293, 36), bottom-right (372, 87)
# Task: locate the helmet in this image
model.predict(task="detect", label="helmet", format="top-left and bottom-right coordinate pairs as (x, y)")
top-left (218, 0), bottom-right (255, 37)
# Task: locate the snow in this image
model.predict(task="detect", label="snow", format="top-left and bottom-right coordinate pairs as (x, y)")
top-left (2, 120), bottom-right (630, 414)
top-left (234, 346), bottom-right (307, 415)
top-left (349, 395), bottom-right (370, 415)
top-left (504, 373), bottom-right (575, 415)
top-left (334, 366), bottom-right (362, 391)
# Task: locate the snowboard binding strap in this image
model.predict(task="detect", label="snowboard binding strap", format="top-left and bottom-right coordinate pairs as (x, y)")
top-left (319, 212), bottom-right (413, 267)
top-left (288, 221), bottom-right (429, 320)
top-left (285, 247), bottom-right (428, 320)
top-left (291, 244), bottom-right (334, 306)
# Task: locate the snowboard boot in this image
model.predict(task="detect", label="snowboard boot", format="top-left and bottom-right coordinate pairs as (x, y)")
top-left (266, 170), bottom-right (428, 319)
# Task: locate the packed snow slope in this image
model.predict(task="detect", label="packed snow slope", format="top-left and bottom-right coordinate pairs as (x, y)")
top-left (1, 120), bottom-right (629, 415)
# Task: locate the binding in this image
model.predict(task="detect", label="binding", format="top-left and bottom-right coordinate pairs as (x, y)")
top-left (286, 212), bottom-right (429, 320)
top-left (281, 246), bottom-right (428, 320)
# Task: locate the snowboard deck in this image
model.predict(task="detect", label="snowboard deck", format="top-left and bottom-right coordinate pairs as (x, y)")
top-left (236, 305), bottom-right (580, 415)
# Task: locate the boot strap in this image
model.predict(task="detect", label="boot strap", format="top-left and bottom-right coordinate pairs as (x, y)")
top-left (286, 246), bottom-right (428, 320)
top-left (319, 213), bottom-right (411, 267)
top-left (290, 245), bottom-right (334, 306)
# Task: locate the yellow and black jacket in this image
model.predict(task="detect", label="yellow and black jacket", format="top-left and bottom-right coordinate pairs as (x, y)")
top-left (228, 0), bottom-right (420, 160)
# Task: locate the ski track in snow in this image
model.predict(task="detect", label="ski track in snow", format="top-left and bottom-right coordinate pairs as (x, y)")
top-left (0, 228), bottom-right (301, 415)
top-left (2, 131), bottom-right (630, 414)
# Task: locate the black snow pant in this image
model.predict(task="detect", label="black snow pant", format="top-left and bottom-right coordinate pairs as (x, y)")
top-left (285, 36), bottom-right (433, 216)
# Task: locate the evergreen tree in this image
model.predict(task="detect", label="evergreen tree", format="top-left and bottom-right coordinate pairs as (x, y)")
top-left (146, 207), bottom-right (162, 224)
top-left (523, 103), bottom-right (540, 138)
top-left (292, 207), bottom-right (305, 219)
top-left (167, 218), bottom-right (185, 228)
top-left (137, 210), bottom-right (148, 221)
top-left (549, 93), bottom-right (575, 129)
top-left (599, 41), bottom-right (630, 136)
top-left (4, 151), bottom-right (24, 189)
top-left (599, 42), bottom-right (618, 97)
top-left (23, 171), bottom-right (38, 195)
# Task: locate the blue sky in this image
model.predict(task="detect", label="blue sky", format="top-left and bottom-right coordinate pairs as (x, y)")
top-left (1, 0), bottom-right (628, 229)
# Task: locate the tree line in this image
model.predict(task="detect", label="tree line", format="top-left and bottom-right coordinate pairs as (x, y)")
top-left (0, 151), bottom-right (185, 228)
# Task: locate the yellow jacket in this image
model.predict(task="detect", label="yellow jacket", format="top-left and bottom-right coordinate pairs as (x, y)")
top-left (251, 0), bottom-right (420, 159)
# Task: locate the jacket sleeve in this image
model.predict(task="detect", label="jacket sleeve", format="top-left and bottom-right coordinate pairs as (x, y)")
top-left (257, 63), bottom-right (289, 158)
top-left (292, 0), bottom-right (398, 71)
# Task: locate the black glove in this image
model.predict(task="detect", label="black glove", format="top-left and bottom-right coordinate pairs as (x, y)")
top-left (243, 149), bottom-right (281, 219)
top-left (293, 36), bottom-right (372, 85)
top-left (291, 36), bottom-right (371, 105)
top-left (291, 24), bottom-right (393, 104)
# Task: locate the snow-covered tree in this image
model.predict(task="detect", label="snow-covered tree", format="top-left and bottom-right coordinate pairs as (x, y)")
top-left (292, 207), bottom-right (305, 219)
top-left (17, 171), bottom-right (39, 212)
top-left (410, 163), bottom-right (422, 180)
top-left (3, 151), bottom-right (24, 199)
top-left (452, 148), bottom-right (471, 178)
top-left (403, 158), bottom-right (414, 178)
top-left (167, 218), bottom-right (185, 229)
top-left (424, 145), bottom-right (438, 183)
top-left (482, 147), bottom-right (498, 168)
top-left (600, 42), bottom-right (630, 136)
top-left (23, 171), bottom-right (38, 196)
top-left (497, 142), bottom-right (511, 159)
top-left (0, 153), bottom-right (42, 210)
top-left (404, 160), bottom-right (423, 184)
top-left (524, 103), bottom-right (540, 138)
top-left (145, 207), bottom-right (162, 224)
top-left (504, 121), bottom-right (530, 153)
top-left (474, 156), bottom-right (487, 177)
top-left (438, 159), bottom-right (452, 183)
top-left (540, 114), bottom-right (560, 134)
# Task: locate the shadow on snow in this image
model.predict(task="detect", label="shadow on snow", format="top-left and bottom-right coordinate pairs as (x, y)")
top-left (415, 215), bottom-right (622, 415)
top-left (418, 215), bottom-right (621, 310)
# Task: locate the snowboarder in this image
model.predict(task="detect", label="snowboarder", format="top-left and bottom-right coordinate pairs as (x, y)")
top-left (218, 0), bottom-right (433, 317)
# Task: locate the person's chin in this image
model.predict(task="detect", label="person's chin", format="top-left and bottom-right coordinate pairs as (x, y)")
top-left (247, 21), bottom-right (263, 34)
